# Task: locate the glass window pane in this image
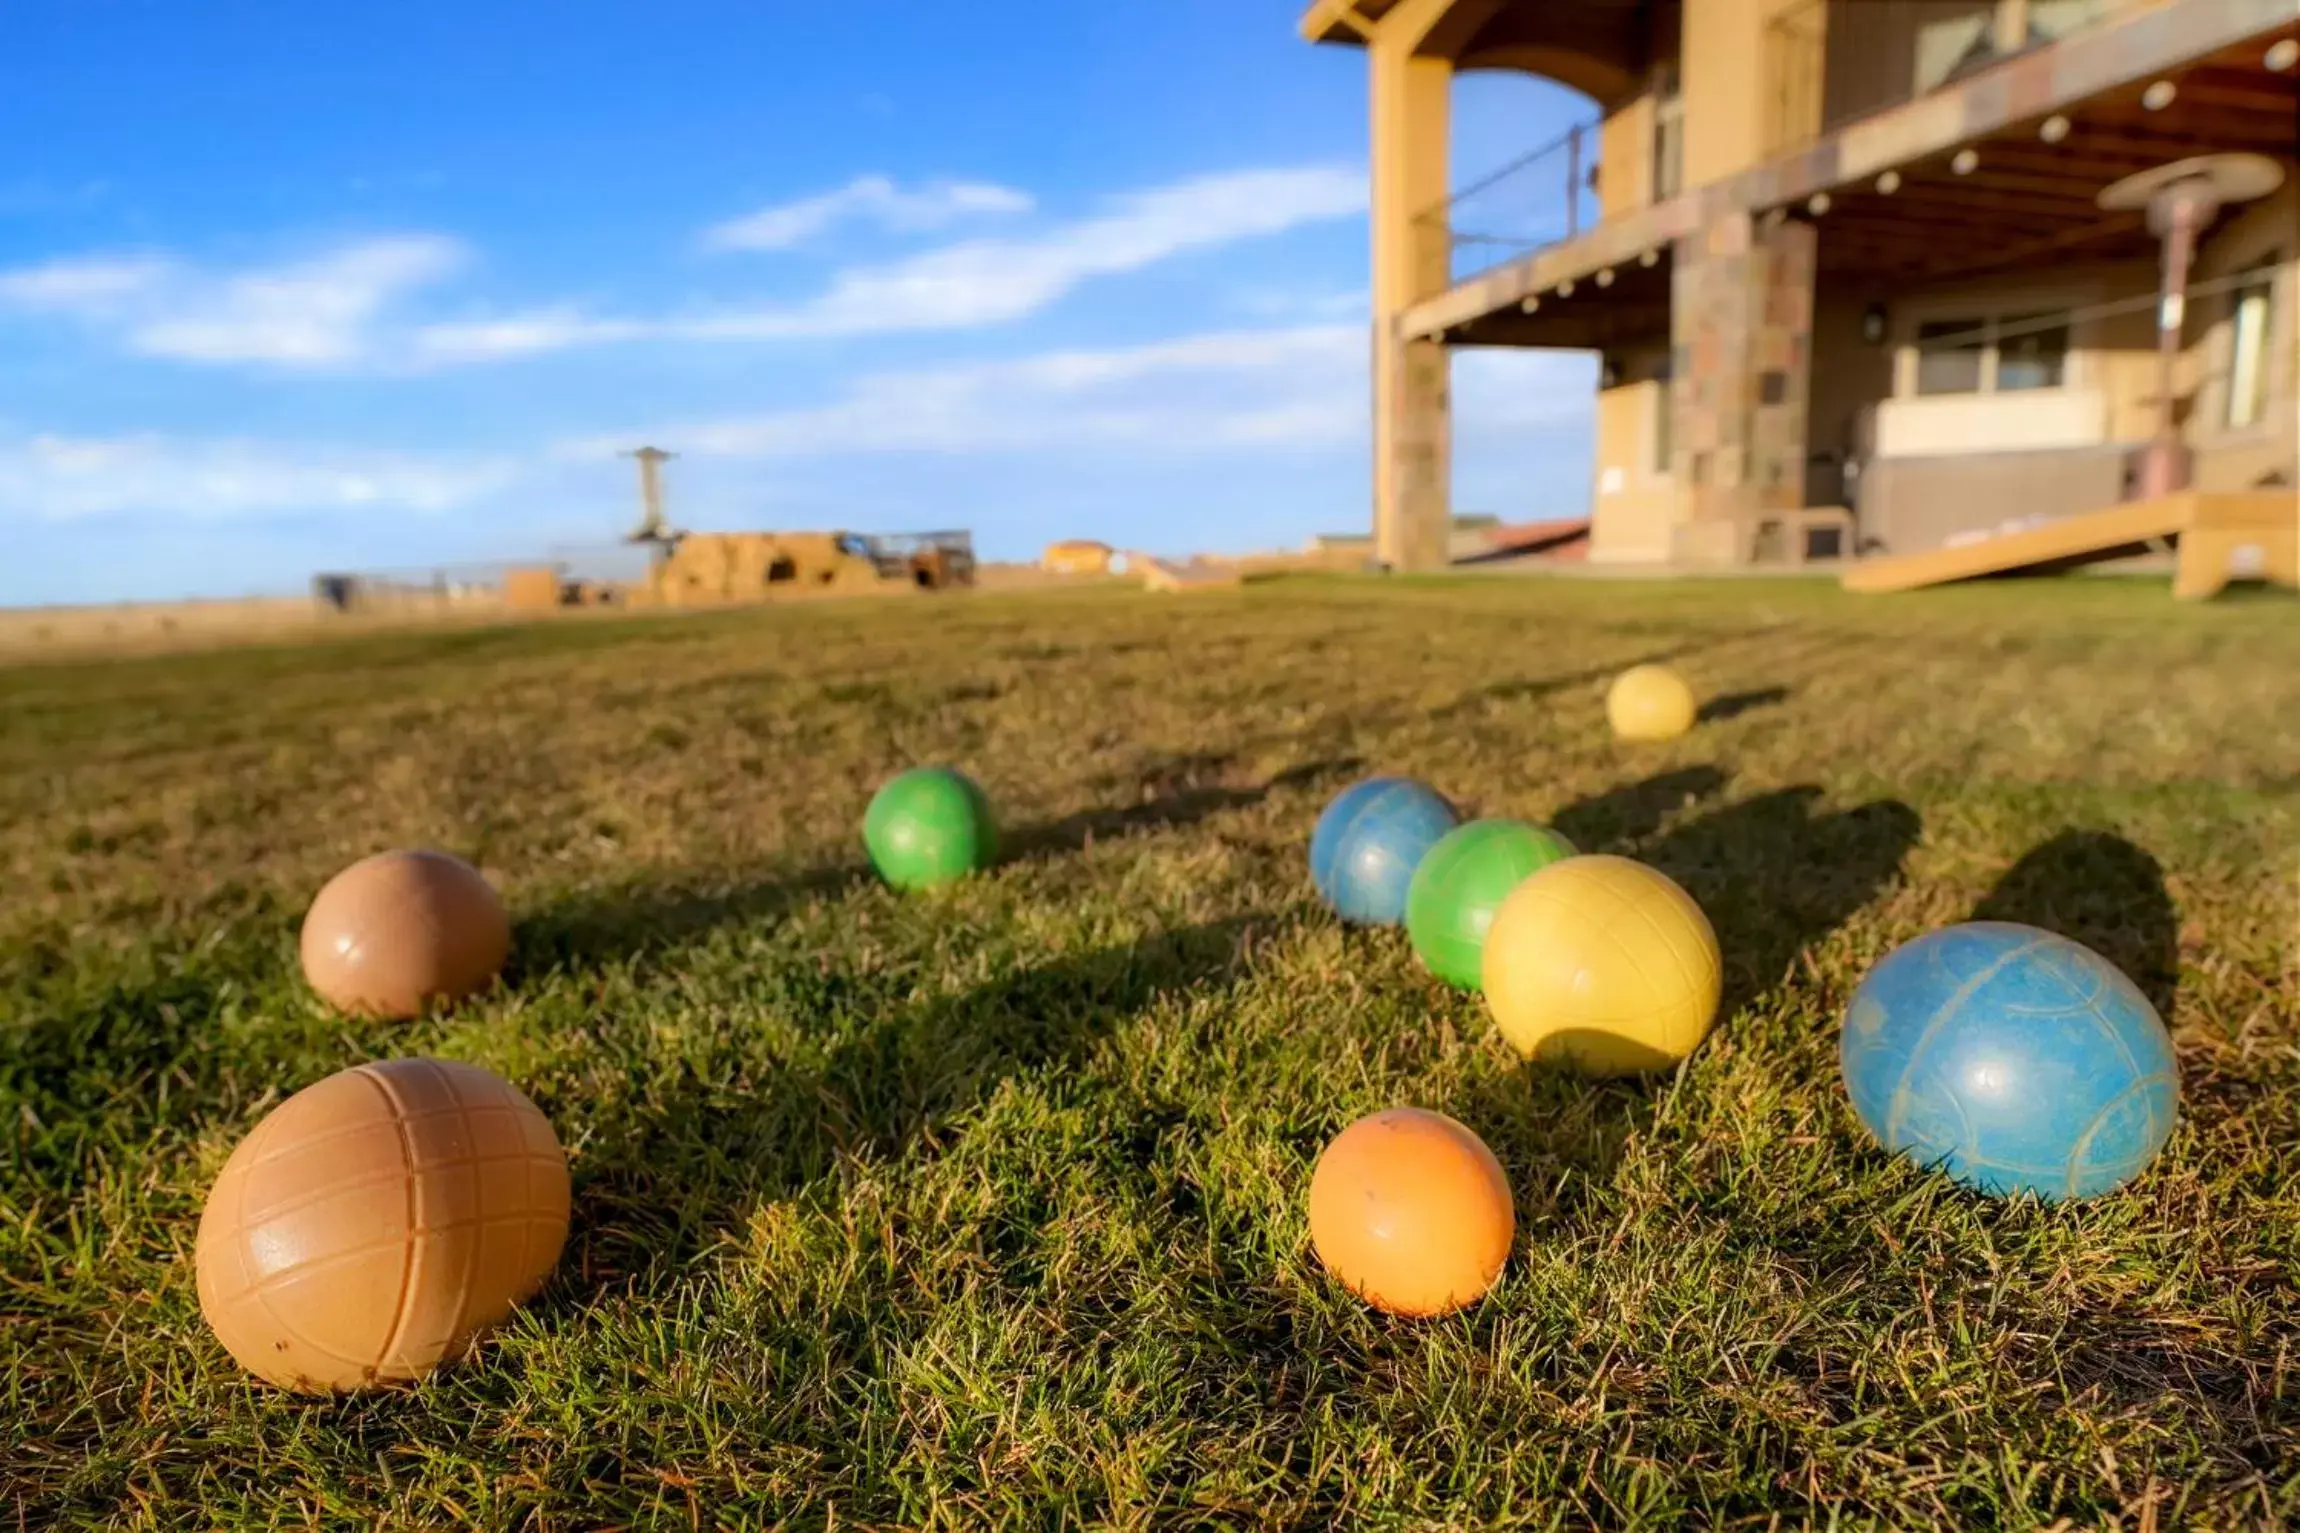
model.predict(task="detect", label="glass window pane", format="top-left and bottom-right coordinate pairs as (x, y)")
top-left (1914, 318), bottom-right (1985, 395)
top-left (2228, 270), bottom-right (2275, 429)
top-left (1996, 313), bottom-right (2068, 391)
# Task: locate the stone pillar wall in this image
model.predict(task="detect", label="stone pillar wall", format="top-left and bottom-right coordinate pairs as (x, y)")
top-left (1669, 210), bottom-right (1818, 561)
top-left (1369, 44), bottom-right (1453, 572)
top-left (1383, 330), bottom-right (1453, 572)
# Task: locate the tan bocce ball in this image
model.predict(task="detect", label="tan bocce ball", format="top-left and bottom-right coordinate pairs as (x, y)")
top-left (299, 849), bottom-right (511, 1018)
top-left (1605, 664), bottom-right (1698, 742)
top-left (194, 1057), bottom-right (571, 1392)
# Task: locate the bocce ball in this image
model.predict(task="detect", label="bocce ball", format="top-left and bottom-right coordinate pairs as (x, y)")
top-left (300, 849), bottom-right (512, 1020)
top-left (1606, 664), bottom-right (1697, 742)
top-left (1309, 775), bottom-right (1460, 926)
top-left (195, 1057), bottom-right (571, 1392)
top-left (1481, 854), bottom-right (1722, 1075)
top-left (1307, 1107), bottom-right (1514, 1317)
top-left (1840, 921), bottom-right (2179, 1201)
top-left (864, 766), bottom-right (999, 889)
top-left (1406, 818), bottom-right (1577, 989)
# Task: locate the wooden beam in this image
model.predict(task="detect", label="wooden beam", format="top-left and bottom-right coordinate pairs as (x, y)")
top-left (1905, 211), bottom-right (2156, 282)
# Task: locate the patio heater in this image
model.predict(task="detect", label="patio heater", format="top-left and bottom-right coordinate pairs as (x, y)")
top-left (2097, 153), bottom-right (2284, 500)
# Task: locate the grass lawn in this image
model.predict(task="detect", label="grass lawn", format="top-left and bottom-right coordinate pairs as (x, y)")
top-left (4, 574), bottom-right (2297, 1529)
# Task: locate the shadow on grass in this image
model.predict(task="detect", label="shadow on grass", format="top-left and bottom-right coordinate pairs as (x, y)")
top-left (521, 755), bottom-right (1357, 971)
top-left (559, 916), bottom-right (1263, 1299)
top-left (1451, 1068), bottom-right (1654, 1226)
top-left (1433, 648), bottom-right (1701, 719)
top-left (1550, 766), bottom-right (1729, 851)
top-left (1696, 685), bottom-right (1789, 724)
top-left (1970, 830), bottom-right (2178, 1016)
top-left (515, 863), bottom-right (877, 973)
top-left (1637, 786), bottom-right (1922, 1024)
top-left (1006, 754), bottom-right (1362, 859)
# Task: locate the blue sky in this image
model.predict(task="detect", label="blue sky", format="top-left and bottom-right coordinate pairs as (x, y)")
top-left (0, 0), bottom-right (1596, 606)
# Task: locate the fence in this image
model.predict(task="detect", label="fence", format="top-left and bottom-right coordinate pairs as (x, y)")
top-left (1416, 118), bottom-right (1602, 285)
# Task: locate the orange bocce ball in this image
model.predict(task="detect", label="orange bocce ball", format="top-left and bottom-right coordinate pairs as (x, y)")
top-left (195, 1057), bottom-right (571, 1392)
top-left (1308, 1107), bottom-right (1514, 1317)
top-left (299, 849), bottom-right (511, 1019)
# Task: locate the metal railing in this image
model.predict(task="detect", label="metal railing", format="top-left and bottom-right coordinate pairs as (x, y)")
top-left (1416, 117), bottom-right (1603, 284)
top-left (1766, 0), bottom-right (2134, 156)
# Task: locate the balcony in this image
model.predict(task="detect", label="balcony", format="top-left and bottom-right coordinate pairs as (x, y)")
top-left (1765, 0), bottom-right (2138, 154)
top-left (1417, 118), bottom-right (1603, 285)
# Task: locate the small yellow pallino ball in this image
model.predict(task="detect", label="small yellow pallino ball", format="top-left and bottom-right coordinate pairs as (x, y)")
top-left (1480, 855), bottom-right (1722, 1076)
top-left (1606, 664), bottom-right (1697, 741)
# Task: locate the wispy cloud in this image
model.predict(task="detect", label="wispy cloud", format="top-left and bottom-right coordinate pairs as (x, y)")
top-left (419, 163), bottom-right (1370, 362)
top-left (557, 320), bottom-right (1582, 461)
top-left (0, 166), bottom-right (1368, 372)
top-left (0, 430), bottom-right (519, 522)
top-left (0, 235), bottom-right (467, 367)
top-left (700, 174), bottom-right (1032, 252)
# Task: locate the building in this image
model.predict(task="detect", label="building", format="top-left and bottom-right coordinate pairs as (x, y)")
top-left (1301, 0), bottom-right (2298, 570)
top-left (1043, 539), bottom-right (1117, 575)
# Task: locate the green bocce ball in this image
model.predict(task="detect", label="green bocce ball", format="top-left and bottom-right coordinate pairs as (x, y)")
top-left (1406, 818), bottom-right (1577, 989)
top-left (863, 766), bottom-right (999, 890)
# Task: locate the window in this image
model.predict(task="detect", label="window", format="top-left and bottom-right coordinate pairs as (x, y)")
top-left (1651, 62), bottom-right (1684, 203)
top-left (1909, 311), bottom-right (2070, 397)
top-left (1914, 318), bottom-right (1986, 395)
top-left (1995, 313), bottom-right (2069, 391)
top-left (2227, 260), bottom-right (2279, 429)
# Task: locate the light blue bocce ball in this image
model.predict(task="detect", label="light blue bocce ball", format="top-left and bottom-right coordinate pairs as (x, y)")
top-left (1309, 776), bottom-right (1460, 926)
top-left (1840, 921), bottom-right (2178, 1201)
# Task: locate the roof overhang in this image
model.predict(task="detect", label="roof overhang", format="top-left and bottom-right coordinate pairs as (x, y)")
top-left (1402, 0), bottom-right (2298, 341)
top-left (1299, 0), bottom-right (1397, 46)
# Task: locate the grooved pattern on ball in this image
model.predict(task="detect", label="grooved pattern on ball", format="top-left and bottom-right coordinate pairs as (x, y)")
top-left (1309, 777), bottom-right (1459, 926)
top-left (195, 1057), bottom-right (571, 1392)
top-left (1840, 921), bottom-right (2177, 1200)
top-left (1406, 819), bottom-right (1577, 988)
top-left (1480, 855), bottom-right (1722, 1075)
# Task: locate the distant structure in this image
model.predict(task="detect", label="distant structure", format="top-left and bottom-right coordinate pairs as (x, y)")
top-left (1301, 0), bottom-right (2298, 577)
top-left (622, 446), bottom-right (682, 549)
top-left (1041, 539), bottom-right (1116, 575)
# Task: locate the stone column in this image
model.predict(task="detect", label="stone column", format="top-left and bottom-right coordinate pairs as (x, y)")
top-left (1668, 209), bottom-right (1817, 563)
top-left (1369, 44), bottom-right (1452, 572)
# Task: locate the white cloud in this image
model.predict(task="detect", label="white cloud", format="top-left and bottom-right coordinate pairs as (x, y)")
top-left (558, 322), bottom-right (1585, 462)
top-left (0, 431), bottom-right (519, 522)
top-left (0, 253), bottom-right (172, 312)
top-left (700, 174), bottom-right (1032, 252)
top-left (413, 309), bottom-right (647, 364)
top-left (0, 166), bottom-right (1368, 372)
top-left (0, 235), bottom-right (467, 368)
top-left (417, 163), bottom-right (1370, 362)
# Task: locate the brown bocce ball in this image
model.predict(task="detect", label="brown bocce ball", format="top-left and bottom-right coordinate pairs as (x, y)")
top-left (299, 849), bottom-right (511, 1019)
top-left (194, 1057), bottom-right (571, 1392)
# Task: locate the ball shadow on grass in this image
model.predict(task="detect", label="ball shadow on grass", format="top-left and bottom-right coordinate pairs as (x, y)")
top-left (1004, 754), bottom-right (1364, 861)
top-left (1455, 771), bottom-right (1920, 1224)
top-left (1968, 830), bottom-right (2178, 1017)
top-left (1549, 765), bottom-right (1730, 851)
top-left (1695, 685), bottom-right (1789, 724)
top-left (1636, 786), bottom-right (1923, 1027)
top-left (520, 755), bottom-right (1360, 974)
top-left (555, 916), bottom-right (1266, 1302)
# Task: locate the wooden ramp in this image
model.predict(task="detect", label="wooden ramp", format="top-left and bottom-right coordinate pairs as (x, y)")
top-left (1842, 491), bottom-right (2298, 598)
top-left (1130, 553), bottom-right (1244, 593)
